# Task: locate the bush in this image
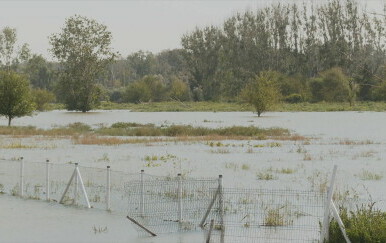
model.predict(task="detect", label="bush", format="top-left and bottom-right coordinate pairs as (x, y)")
top-left (328, 204), bottom-right (386, 243)
top-left (284, 94), bottom-right (304, 103)
top-left (32, 89), bottom-right (56, 111)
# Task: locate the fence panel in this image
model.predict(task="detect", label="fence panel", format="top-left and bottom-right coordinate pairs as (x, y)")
top-left (126, 174), bottom-right (219, 235)
top-left (0, 159), bottom-right (21, 195)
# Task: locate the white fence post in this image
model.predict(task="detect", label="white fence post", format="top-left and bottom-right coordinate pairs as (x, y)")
top-left (219, 174), bottom-right (225, 243)
top-left (74, 163), bottom-right (79, 204)
top-left (106, 166), bottom-right (111, 211)
top-left (321, 165), bottom-right (338, 242)
top-left (140, 170), bottom-right (144, 217)
top-left (20, 157), bottom-right (24, 197)
top-left (177, 173), bottom-right (183, 223)
top-left (46, 159), bottom-right (50, 201)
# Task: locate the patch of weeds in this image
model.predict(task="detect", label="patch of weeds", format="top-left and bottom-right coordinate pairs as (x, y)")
top-left (276, 167), bottom-right (297, 174)
top-left (352, 150), bottom-right (377, 159)
top-left (329, 203), bottom-right (386, 243)
top-left (355, 170), bottom-right (383, 181)
top-left (303, 153), bottom-right (312, 161)
top-left (257, 171), bottom-right (277, 180)
top-left (263, 205), bottom-right (293, 226)
top-left (307, 170), bottom-right (328, 193)
top-left (267, 142), bottom-right (282, 147)
top-left (97, 153), bottom-right (110, 163)
top-left (225, 163), bottom-right (238, 171)
top-left (245, 147), bottom-right (254, 153)
top-left (241, 164), bottom-right (250, 170)
top-left (92, 225), bottom-right (108, 234)
top-left (210, 148), bottom-right (230, 154)
top-left (0, 184), bottom-right (4, 194)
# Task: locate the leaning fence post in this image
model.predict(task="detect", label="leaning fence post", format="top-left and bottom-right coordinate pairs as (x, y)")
top-left (74, 163), bottom-right (79, 204)
top-left (321, 165), bottom-right (338, 243)
top-left (219, 175), bottom-right (225, 243)
top-left (20, 157), bottom-right (24, 197)
top-left (46, 159), bottom-right (50, 201)
top-left (106, 166), bottom-right (111, 211)
top-left (177, 173), bottom-right (183, 223)
top-left (140, 170), bottom-right (145, 217)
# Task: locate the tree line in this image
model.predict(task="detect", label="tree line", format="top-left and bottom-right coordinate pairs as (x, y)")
top-left (0, 0), bottom-right (386, 123)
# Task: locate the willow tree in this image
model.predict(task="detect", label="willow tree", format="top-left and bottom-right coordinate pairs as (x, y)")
top-left (50, 15), bottom-right (116, 112)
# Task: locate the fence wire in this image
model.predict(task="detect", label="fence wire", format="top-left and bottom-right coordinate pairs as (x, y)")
top-left (125, 175), bottom-right (219, 235)
top-left (208, 188), bottom-right (326, 243)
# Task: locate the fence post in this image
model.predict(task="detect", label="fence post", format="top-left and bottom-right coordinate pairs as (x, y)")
top-left (178, 173), bottom-right (183, 223)
top-left (321, 165), bottom-right (338, 243)
top-left (140, 170), bottom-right (145, 217)
top-left (20, 157), bottom-right (24, 197)
top-left (106, 166), bottom-right (111, 211)
top-left (46, 159), bottom-right (50, 201)
top-left (219, 175), bottom-right (225, 243)
top-left (74, 163), bottom-right (79, 204)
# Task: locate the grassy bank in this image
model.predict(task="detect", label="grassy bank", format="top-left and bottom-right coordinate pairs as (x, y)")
top-left (97, 101), bottom-right (386, 112)
top-left (46, 101), bottom-right (386, 112)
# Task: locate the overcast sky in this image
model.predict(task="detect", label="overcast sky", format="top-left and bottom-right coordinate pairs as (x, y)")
top-left (0, 0), bottom-right (384, 60)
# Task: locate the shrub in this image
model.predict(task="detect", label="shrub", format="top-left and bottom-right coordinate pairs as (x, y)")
top-left (284, 93), bottom-right (304, 103)
top-left (328, 204), bottom-right (386, 243)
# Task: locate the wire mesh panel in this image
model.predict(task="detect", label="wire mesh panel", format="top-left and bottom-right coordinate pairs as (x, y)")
top-left (208, 189), bottom-right (326, 243)
top-left (125, 174), bottom-right (219, 235)
top-left (23, 161), bottom-right (47, 200)
top-left (110, 170), bottom-right (138, 213)
top-left (48, 163), bottom-right (79, 204)
top-left (78, 166), bottom-right (107, 210)
top-left (0, 159), bottom-right (21, 195)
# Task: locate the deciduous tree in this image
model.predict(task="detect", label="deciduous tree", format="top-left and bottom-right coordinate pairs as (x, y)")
top-left (49, 15), bottom-right (116, 112)
top-left (0, 71), bottom-right (35, 126)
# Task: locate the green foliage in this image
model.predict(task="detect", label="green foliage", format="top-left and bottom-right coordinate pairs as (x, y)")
top-left (0, 70), bottom-right (35, 126)
top-left (0, 27), bottom-right (30, 70)
top-left (31, 89), bottom-right (56, 111)
top-left (124, 75), bottom-right (167, 103)
top-left (310, 68), bottom-right (351, 102)
top-left (168, 77), bottom-right (191, 101)
top-left (240, 71), bottom-right (281, 117)
top-left (49, 15), bottom-right (116, 112)
top-left (23, 54), bottom-right (54, 90)
top-left (328, 204), bottom-right (386, 243)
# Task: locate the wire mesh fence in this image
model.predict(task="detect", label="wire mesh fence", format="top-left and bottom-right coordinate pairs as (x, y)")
top-left (2, 158), bottom-right (384, 243)
top-left (207, 188), bottom-right (326, 243)
top-left (125, 173), bottom-right (219, 235)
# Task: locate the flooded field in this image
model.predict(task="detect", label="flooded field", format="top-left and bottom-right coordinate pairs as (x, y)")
top-left (1, 110), bottom-right (386, 242)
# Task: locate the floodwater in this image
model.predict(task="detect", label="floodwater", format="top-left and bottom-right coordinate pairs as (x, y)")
top-left (1, 110), bottom-right (386, 242)
top-left (1, 110), bottom-right (386, 140)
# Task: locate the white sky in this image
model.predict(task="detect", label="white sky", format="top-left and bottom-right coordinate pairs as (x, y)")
top-left (0, 0), bottom-right (384, 60)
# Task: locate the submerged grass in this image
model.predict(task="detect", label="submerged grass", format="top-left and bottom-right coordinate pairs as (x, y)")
top-left (1, 123), bottom-right (292, 144)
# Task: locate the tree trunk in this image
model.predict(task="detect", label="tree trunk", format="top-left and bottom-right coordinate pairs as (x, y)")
top-left (8, 117), bottom-right (12, 126)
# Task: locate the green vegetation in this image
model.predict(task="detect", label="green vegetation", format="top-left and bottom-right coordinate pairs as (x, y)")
top-left (49, 15), bottom-right (116, 112)
top-left (240, 71), bottom-right (281, 116)
top-left (0, 71), bottom-right (35, 126)
top-left (328, 204), bottom-right (386, 243)
top-left (0, 122), bottom-right (290, 141)
top-left (31, 88), bottom-right (55, 111)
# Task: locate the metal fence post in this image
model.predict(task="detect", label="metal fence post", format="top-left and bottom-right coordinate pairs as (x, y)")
top-left (20, 157), bottom-right (24, 197)
top-left (321, 165), bottom-right (338, 243)
top-left (140, 170), bottom-right (144, 217)
top-left (178, 173), bottom-right (183, 223)
top-left (219, 175), bottom-right (225, 243)
top-left (106, 166), bottom-right (111, 211)
top-left (46, 159), bottom-right (50, 201)
top-left (74, 163), bottom-right (78, 204)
